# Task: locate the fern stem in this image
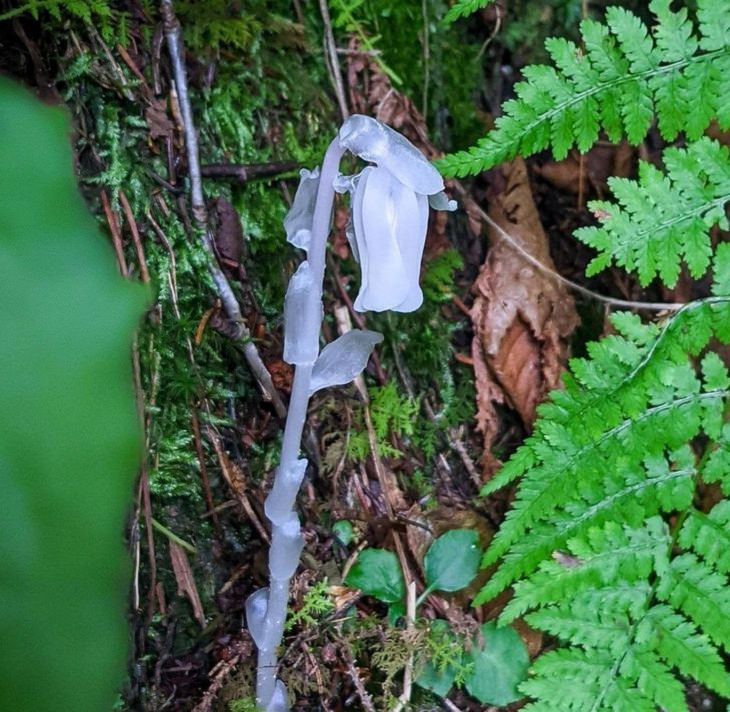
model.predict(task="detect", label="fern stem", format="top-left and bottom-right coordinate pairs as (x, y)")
top-left (451, 179), bottom-right (685, 312)
top-left (469, 46), bottom-right (729, 172)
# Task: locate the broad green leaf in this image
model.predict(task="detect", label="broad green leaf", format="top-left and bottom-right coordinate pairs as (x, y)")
top-left (345, 548), bottom-right (405, 603)
top-left (416, 660), bottom-right (456, 698)
top-left (464, 623), bottom-right (530, 706)
top-left (424, 529), bottom-right (481, 593)
top-left (0, 78), bottom-right (144, 711)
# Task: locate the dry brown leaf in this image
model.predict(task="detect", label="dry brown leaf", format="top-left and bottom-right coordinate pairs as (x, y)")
top-left (513, 618), bottom-right (543, 659)
top-left (471, 158), bottom-right (579, 475)
top-left (145, 97), bottom-right (174, 141)
top-left (169, 541), bottom-right (206, 628)
top-left (212, 197), bottom-right (245, 273)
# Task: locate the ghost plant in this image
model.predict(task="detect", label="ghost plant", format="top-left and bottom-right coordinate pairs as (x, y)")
top-left (246, 114), bottom-right (456, 711)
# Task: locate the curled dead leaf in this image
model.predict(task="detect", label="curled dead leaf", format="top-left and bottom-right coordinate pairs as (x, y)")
top-left (471, 158), bottom-right (579, 477)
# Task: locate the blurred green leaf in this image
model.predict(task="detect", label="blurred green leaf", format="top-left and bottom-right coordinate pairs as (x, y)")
top-left (332, 519), bottom-right (355, 547)
top-left (424, 529), bottom-right (481, 593)
top-left (464, 623), bottom-right (529, 706)
top-left (0, 78), bottom-right (144, 711)
top-left (345, 548), bottom-right (405, 603)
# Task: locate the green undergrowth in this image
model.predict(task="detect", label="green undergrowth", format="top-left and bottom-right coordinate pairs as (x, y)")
top-left (450, 1), bottom-right (730, 709)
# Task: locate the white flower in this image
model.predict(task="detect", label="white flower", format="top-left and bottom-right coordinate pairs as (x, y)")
top-left (284, 114), bottom-right (456, 313)
top-left (338, 115), bottom-right (456, 313)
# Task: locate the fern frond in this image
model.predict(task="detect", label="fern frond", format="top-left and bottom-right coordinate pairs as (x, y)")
top-left (575, 138), bottom-right (730, 287)
top-left (501, 519), bottom-right (668, 623)
top-left (520, 649), bottom-right (617, 711)
top-left (679, 503), bottom-right (730, 573)
top-left (656, 553), bottom-right (730, 650)
top-left (439, 0), bottom-right (730, 177)
top-left (622, 649), bottom-right (688, 712)
top-left (442, 0), bottom-right (495, 26)
top-left (478, 295), bottom-right (730, 707)
top-left (641, 606), bottom-right (730, 698)
top-left (498, 518), bottom-right (730, 709)
top-left (479, 296), bottom-right (730, 585)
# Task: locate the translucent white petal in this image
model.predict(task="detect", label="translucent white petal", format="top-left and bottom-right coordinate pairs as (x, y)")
top-left (264, 459), bottom-right (307, 525)
top-left (245, 588), bottom-right (269, 648)
top-left (428, 190), bottom-right (457, 212)
top-left (354, 166), bottom-right (412, 311)
top-left (283, 261), bottom-right (322, 365)
top-left (309, 330), bottom-right (383, 394)
top-left (269, 513), bottom-right (304, 581)
top-left (283, 167), bottom-right (320, 251)
top-left (393, 190), bottom-right (428, 313)
top-left (333, 172), bottom-right (358, 194)
top-left (339, 114), bottom-right (444, 195)
top-left (351, 167), bottom-right (372, 309)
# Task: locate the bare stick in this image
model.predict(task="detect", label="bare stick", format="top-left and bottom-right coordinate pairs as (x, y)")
top-left (119, 190), bottom-right (151, 284)
top-left (201, 161), bottom-right (300, 183)
top-left (392, 580), bottom-right (417, 712)
top-left (451, 179), bottom-right (683, 312)
top-left (100, 189), bottom-right (128, 276)
top-left (160, 0), bottom-right (286, 417)
top-left (318, 0), bottom-right (349, 121)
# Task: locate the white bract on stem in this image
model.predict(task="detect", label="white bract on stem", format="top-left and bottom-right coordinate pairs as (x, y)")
top-left (247, 114), bottom-right (455, 711)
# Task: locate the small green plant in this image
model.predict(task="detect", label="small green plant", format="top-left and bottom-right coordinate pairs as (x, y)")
top-left (345, 530), bottom-right (530, 705)
top-left (346, 382), bottom-right (419, 461)
top-left (284, 580), bottom-right (334, 632)
top-left (228, 697), bottom-right (259, 712)
top-left (442, 0), bottom-right (496, 26)
top-left (0, 0), bottom-right (128, 44)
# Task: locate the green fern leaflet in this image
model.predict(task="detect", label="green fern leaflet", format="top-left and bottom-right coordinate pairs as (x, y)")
top-left (576, 138), bottom-right (730, 287)
top-left (442, 0), bottom-right (495, 26)
top-left (439, 0), bottom-right (730, 177)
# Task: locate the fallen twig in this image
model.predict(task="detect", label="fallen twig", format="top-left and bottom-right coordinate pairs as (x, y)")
top-left (119, 190), bottom-right (151, 284)
top-left (451, 179), bottom-right (683, 312)
top-left (318, 0), bottom-right (349, 121)
top-left (160, 0), bottom-right (286, 417)
top-left (100, 189), bottom-right (128, 277)
top-left (201, 161), bottom-right (300, 182)
top-left (392, 580), bottom-right (417, 712)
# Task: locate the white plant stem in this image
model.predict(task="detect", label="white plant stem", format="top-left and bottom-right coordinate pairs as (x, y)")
top-left (255, 138), bottom-right (345, 710)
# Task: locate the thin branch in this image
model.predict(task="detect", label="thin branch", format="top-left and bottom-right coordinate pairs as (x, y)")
top-left (201, 161), bottom-right (300, 183)
top-left (318, 0), bottom-right (349, 121)
top-left (119, 190), bottom-right (151, 283)
top-left (100, 190), bottom-right (128, 276)
top-left (392, 580), bottom-right (417, 712)
top-left (450, 179), bottom-right (684, 312)
top-left (160, 0), bottom-right (287, 417)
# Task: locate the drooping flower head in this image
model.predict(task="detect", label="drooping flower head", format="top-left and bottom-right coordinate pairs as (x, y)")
top-left (285, 114), bottom-right (456, 314)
